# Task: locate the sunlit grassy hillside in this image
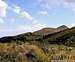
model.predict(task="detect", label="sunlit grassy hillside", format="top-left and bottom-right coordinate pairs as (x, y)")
top-left (0, 42), bottom-right (75, 62)
top-left (0, 26), bottom-right (75, 62)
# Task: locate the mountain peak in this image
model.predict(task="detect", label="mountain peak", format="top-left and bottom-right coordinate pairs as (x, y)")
top-left (57, 25), bottom-right (68, 30)
top-left (33, 27), bottom-right (57, 35)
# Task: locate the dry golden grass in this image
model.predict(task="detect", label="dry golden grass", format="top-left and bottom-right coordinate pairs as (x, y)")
top-left (0, 43), bottom-right (75, 62)
top-left (0, 42), bottom-right (48, 62)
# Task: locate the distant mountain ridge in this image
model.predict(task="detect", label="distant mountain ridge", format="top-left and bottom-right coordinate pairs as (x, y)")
top-left (1, 25), bottom-right (75, 47)
top-left (33, 28), bottom-right (58, 35)
top-left (33, 25), bottom-right (69, 35)
top-left (57, 25), bottom-right (69, 30)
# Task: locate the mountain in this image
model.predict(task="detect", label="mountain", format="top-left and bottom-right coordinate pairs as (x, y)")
top-left (0, 25), bottom-right (75, 62)
top-left (33, 25), bottom-right (69, 36)
top-left (43, 26), bottom-right (75, 46)
top-left (33, 28), bottom-right (58, 35)
top-left (0, 25), bottom-right (75, 47)
top-left (57, 25), bottom-right (69, 30)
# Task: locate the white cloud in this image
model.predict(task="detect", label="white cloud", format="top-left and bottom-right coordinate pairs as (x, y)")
top-left (32, 19), bottom-right (47, 30)
top-left (18, 25), bottom-right (32, 31)
top-left (64, 0), bottom-right (75, 12)
top-left (10, 20), bottom-right (47, 35)
top-left (37, 0), bottom-right (75, 13)
top-left (0, 20), bottom-right (47, 37)
top-left (33, 20), bottom-right (38, 24)
top-left (0, 0), bottom-right (8, 17)
top-left (0, 18), bottom-right (4, 24)
top-left (39, 11), bottom-right (48, 16)
top-left (12, 5), bottom-right (33, 21)
top-left (13, 6), bottom-right (21, 14)
top-left (12, 25), bottom-right (33, 35)
top-left (10, 18), bottom-right (15, 23)
top-left (33, 23), bottom-right (47, 30)
top-left (68, 23), bottom-right (75, 28)
top-left (0, 5), bottom-right (47, 36)
top-left (20, 11), bottom-right (33, 20)
top-left (37, 0), bottom-right (64, 9)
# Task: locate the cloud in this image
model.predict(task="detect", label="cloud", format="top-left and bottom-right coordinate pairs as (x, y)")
top-left (68, 23), bottom-right (75, 28)
top-left (39, 11), bottom-right (48, 16)
top-left (32, 20), bottom-right (38, 24)
top-left (37, 0), bottom-right (75, 13)
top-left (34, 23), bottom-right (47, 30)
top-left (12, 5), bottom-right (33, 20)
top-left (0, 18), bottom-right (4, 24)
top-left (16, 21), bottom-right (47, 32)
top-left (12, 5), bottom-right (47, 33)
top-left (8, 20), bottom-right (47, 35)
top-left (0, 29), bottom-right (16, 37)
top-left (13, 6), bottom-right (21, 14)
top-left (33, 22), bottom-right (47, 30)
top-left (64, 0), bottom-right (75, 12)
top-left (10, 18), bottom-right (15, 23)
top-left (0, 0), bottom-right (8, 17)
top-left (18, 25), bottom-right (32, 31)
top-left (0, 5), bottom-right (48, 37)
top-left (37, 0), bottom-right (64, 9)
top-left (20, 11), bottom-right (33, 20)
top-left (32, 20), bottom-right (47, 30)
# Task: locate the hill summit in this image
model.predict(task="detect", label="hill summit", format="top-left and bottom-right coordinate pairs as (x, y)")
top-left (57, 25), bottom-right (69, 30)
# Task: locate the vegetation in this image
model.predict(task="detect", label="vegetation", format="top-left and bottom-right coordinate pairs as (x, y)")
top-left (0, 43), bottom-right (75, 62)
top-left (0, 26), bottom-right (75, 62)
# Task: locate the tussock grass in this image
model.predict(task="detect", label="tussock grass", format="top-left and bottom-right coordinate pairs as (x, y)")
top-left (0, 43), bottom-right (75, 62)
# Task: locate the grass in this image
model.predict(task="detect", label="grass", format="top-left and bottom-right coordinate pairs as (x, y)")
top-left (0, 42), bottom-right (75, 62)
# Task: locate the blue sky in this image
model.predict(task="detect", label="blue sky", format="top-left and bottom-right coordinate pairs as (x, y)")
top-left (0, 0), bottom-right (75, 37)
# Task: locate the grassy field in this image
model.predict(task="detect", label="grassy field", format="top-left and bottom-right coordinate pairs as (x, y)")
top-left (0, 42), bottom-right (75, 62)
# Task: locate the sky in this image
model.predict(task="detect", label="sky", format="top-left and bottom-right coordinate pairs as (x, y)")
top-left (0, 0), bottom-right (75, 37)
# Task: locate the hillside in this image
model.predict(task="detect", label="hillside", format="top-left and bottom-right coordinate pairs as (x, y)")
top-left (57, 25), bottom-right (69, 30)
top-left (43, 26), bottom-right (75, 46)
top-left (0, 25), bottom-right (72, 45)
top-left (33, 25), bottom-right (68, 35)
top-left (0, 25), bottom-right (75, 62)
top-left (0, 25), bottom-right (69, 43)
top-left (33, 28), bottom-right (58, 35)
